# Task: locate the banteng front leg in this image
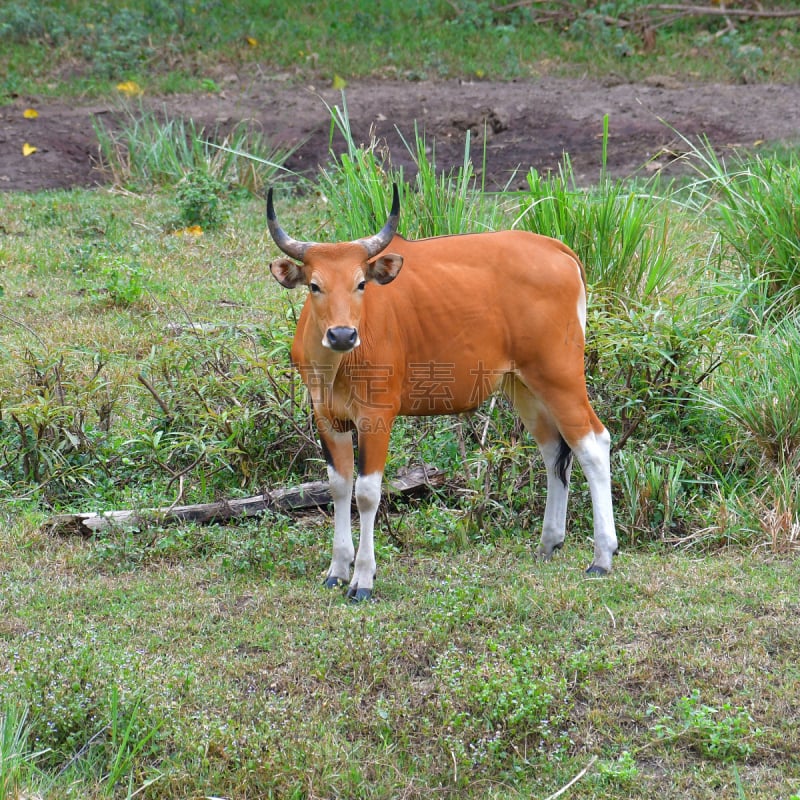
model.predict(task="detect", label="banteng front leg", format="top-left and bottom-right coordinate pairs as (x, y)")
top-left (320, 427), bottom-right (355, 589)
top-left (347, 422), bottom-right (393, 602)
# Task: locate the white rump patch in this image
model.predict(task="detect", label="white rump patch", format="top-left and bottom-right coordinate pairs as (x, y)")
top-left (574, 259), bottom-right (587, 332)
top-left (577, 293), bottom-right (586, 333)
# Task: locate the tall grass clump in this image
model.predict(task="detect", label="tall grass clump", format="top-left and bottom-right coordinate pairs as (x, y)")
top-left (703, 314), bottom-right (800, 471)
top-left (398, 122), bottom-right (480, 238)
top-left (515, 120), bottom-right (678, 301)
top-left (396, 122), bottom-right (506, 237)
top-left (680, 139), bottom-right (800, 318)
top-left (691, 313), bottom-right (800, 552)
top-left (93, 102), bottom-right (294, 195)
top-left (315, 98), bottom-right (400, 241)
top-left (317, 97), bottom-right (502, 241)
top-left (0, 705), bottom-right (48, 800)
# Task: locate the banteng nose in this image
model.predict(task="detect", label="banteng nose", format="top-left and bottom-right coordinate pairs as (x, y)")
top-left (326, 326), bottom-right (359, 352)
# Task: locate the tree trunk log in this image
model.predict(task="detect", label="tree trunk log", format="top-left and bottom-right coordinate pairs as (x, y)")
top-left (45, 465), bottom-right (446, 536)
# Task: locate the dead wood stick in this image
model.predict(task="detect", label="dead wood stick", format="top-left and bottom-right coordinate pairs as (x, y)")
top-left (136, 373), bottom-right (173, 423)
top-left (490, 1), bottom-right (800, 21)
top-left (632, 4), bottom-right (800, 19)
top-left (45, 465), bottom-right (447, 536)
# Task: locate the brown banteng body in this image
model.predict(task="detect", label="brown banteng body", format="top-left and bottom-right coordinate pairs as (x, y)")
top-left (268, 185), bottom-right (617, 600)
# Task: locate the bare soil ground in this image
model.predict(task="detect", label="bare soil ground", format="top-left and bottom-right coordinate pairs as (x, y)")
top-left (2, 74), bottom-right (800, 192)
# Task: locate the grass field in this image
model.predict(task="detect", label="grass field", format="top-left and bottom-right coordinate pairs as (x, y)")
top-left (2, 0), bottom-right (800, 99)
top-left (2, 2), bottom-right (800, 798)
top-left (2, 515), bottom-right (799, 799)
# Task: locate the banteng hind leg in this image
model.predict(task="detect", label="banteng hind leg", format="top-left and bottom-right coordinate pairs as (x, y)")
top-left (504, 377), bottom-right (572, 560)
top-left (570, 425), bottom-right (617, 573)
top-left (504, 375), bottom-right (617, 573)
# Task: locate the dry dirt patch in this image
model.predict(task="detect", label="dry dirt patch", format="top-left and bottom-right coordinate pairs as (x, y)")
top-left (2, 76), bottom-right (800, 192)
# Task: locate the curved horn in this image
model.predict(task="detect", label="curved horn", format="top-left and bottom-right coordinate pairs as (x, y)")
top-left (266, 188), bottom-right (315, 260)
top-left (356, 183), bottom-right (400, 258)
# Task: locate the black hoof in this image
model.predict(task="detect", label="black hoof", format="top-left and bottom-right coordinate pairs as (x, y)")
top-left (323, 576), bottom-right (347, 589)
top-left (552, 541), bottom-right (564, 551)
top-left (347, 586), bottom-right (372, 603)
top-left (585, 564), bottom-right (609, 576)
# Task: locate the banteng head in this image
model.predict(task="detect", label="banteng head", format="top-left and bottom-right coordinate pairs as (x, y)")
top-left (267, 185), bottom-right (404, 353)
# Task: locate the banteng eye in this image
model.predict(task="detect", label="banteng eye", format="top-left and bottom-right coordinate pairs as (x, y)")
top-left (309, 282), bottom-right (322, 294)
top-left (357, 280), bottom-right (366, 291)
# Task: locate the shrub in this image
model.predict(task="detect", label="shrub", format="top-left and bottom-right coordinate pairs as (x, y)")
top-left (175, 169), bottom-right (229, 230)
top-left (131, 326), bottom-right (317, 496)
top-left (0, 349), bottom-right (118, 502)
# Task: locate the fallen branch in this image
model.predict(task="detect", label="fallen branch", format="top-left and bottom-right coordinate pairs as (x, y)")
top-left (490, 1), bottom-right (800, 24)
top-left (636, 4), bottom-right (800, 20)
top-left (46, 464), bottom-right (446, 536)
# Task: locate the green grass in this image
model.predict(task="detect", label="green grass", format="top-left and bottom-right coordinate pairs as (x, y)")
top-left (1, 0), bottom-right (799, 101)
top-left (2, 140), bottom-right (800, 794)
top-left (1, 512), bottom-right (798, 798)
top-left (2, 7), bottom-right (800, 796)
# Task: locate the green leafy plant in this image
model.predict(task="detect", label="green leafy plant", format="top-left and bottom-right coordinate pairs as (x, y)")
top-left (0, 0), bottom-right (71, 43)
top-left (131, 326), bottom-right (316, 497)
top-left (703, 315), bottom-right (800, 469)
top-left (650, 690), bottom-right (762, 762)
top-left (436, 638), bottom-right (571, 768)
top-left (0, 349), bottom-right (117, 500)
top-left (587, 296), bottom-right (724, 450)
top-left (617, 450), bottom-right (689, 543)
top-left (592, 749), bottom-right (639, 788)
top-left (93, 254), bottom-right (149, 307)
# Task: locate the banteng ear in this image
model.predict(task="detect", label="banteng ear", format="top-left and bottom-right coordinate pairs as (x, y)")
top-left (270, 258), bottom-right (306, 289)
top-left (367, 253), bottom-right (404, 286)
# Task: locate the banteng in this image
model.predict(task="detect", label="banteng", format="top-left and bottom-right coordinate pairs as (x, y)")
top-left (267, 185), bottom-right (617, 600)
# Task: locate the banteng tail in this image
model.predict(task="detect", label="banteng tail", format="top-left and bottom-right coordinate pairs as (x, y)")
top-left (555, 436), bottom-right (573, 487)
